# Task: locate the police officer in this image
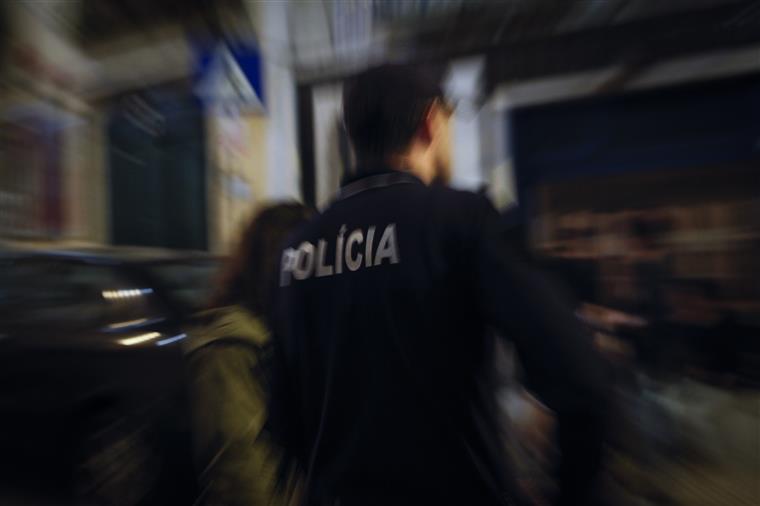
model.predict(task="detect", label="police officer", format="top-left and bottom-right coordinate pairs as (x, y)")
top-left (269, 64), bottom-right (608, 506)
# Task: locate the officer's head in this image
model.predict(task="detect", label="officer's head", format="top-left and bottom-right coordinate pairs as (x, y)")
top-left (343, 64), bottom-right (453, 185)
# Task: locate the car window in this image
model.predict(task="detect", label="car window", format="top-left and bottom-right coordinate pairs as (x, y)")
top-left (146, 259), bottom-right (220, 312)
top-left (0, 258), bottom-right (168, 330)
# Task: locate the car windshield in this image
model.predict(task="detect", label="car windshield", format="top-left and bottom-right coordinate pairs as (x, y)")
top-left (147, 259), bottom-right (220, 312)
top-left (0, 257), bottom-right (168, 330)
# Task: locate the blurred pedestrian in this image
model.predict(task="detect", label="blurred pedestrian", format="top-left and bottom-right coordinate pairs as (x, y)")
top-left (269, 64), bottom-right (609, 506)
top-left (185, 203), bottom-right (311, 506)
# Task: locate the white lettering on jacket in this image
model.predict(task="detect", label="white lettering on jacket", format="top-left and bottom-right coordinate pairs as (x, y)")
top-left (280, 223), bottom-right (400, 286)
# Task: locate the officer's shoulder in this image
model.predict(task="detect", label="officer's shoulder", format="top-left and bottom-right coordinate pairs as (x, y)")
top-left (431, 185), bottom-right (488, 204)
top-left (283, 212), bottom-right (323, 249)
top-left (428, 185), bottom-right (494, 222)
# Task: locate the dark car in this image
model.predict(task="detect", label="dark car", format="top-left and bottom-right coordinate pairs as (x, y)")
top-left (0, 244), bottom-right (220, 505)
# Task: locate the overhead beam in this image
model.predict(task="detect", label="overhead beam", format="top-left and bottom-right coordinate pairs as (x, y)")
top-left (484, 0), bottom-right (760, 91)
top-left (296, 1), bottom-right (760, 91)
top-left (594, 58), bottom-right (653, 94)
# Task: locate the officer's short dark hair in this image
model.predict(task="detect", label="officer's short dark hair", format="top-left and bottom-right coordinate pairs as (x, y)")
top-left (343, 63), bottom-right (445, 164)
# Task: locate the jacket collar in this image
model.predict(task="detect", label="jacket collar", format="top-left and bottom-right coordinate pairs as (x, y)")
top-left (337, 167), bottom-right (424, 201)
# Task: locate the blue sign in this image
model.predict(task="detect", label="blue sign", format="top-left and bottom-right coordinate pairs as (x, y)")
top-left (193, 40), bottom-right (264, 110)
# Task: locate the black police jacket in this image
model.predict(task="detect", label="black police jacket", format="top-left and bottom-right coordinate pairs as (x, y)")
top-left (269, 169), bottom-right (607, 506)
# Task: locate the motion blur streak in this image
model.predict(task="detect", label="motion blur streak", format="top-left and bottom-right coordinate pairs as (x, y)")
top-left (118, 332), bottom-right (162, 346)
top-left (156, 333), bottom-right (187, 346)
top-left (102, 289), bottom-right (154, 300)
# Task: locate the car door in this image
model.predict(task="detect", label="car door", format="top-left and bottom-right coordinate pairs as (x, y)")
top-left (0, 256), bottom-right (182, 455)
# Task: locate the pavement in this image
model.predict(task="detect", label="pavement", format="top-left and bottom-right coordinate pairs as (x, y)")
top-left (3, 381), bottom-right (758, 506)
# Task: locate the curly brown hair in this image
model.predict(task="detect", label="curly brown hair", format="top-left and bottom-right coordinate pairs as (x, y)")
top-left (211, 202), bottom-right (313, 322)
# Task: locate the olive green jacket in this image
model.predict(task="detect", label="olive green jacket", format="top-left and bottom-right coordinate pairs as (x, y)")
top-left (185, 305), bottom-right (298, 506)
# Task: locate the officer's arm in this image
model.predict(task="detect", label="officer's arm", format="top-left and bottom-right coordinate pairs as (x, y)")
top-left (471, 197), bottom-right (608, 505)
top-left (472, 198), bottom-right (604, 409)
top-left (266, 295), bottom-right (306, 490)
